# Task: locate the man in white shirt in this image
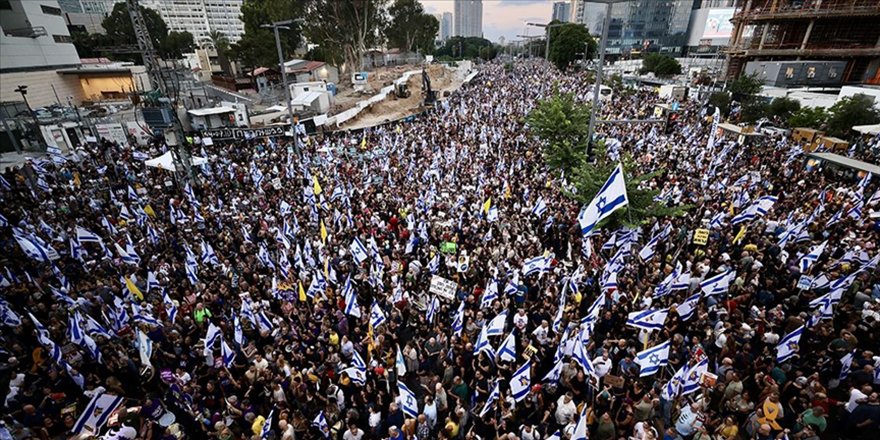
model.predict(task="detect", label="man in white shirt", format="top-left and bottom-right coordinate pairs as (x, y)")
top-left (532, 320), bottom-right (551, 346)
top-left (593, 349), bottom-right (612, 378)
top-left (514, 309), bottom-right (529, 330)
top-left (342, 424), bottom-right (365, 440)
top-left (845, 385), bottom-right (871, 413)
top-left (555, 393), bottom-right (577, 425)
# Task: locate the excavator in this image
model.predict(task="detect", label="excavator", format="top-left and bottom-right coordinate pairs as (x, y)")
top-left (422, 67), bottom-right (436, 107)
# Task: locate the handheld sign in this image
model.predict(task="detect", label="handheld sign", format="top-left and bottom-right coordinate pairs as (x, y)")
top-left (693, 228), bottom-right (709, 245)
top-left (429, 275), bottom-right (457, 302)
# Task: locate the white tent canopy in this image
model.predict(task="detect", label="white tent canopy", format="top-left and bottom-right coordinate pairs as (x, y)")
top-left (144, 151), bottom-right (208, 171)
top-left (852, 124), bottom-right (880, 135)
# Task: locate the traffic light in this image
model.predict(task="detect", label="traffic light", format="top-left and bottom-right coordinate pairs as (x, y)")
top-left (664, 112), bottom-right (679, 135)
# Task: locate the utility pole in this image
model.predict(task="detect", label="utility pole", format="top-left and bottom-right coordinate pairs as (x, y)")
top-left (263, 19), bottom-right (304, 159)
top-left (526, 22), bottom-right (564, 60)
top-left (585, 0), bottom-right (619, 160)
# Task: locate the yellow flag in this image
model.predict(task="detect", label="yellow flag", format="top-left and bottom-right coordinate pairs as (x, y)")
top-left (733, 226), bottom-right (747, 244)
top-left (323, 257), bottom-right (329, 278)
top-left (312, 175), bottom-right (322, 195)
top-left (298, 281), bottom-right (306, 302)
top-left (320, 220), bottom-right (328, 243)
top-left (482, 198), bottom-right (491, 214)
top-left (504, 184), bottom-right (512, 200)
top-left (125, 276), bottom-right (143, 301)
top-left (143, 204), bottom-right (156, 217)
top-left (360, 136), bottom-right (367, 149)
top-left (73, 172), bottom-right (81, 187)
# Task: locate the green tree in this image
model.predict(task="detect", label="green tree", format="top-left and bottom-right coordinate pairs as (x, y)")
top-left (826, 95), bottom-right (880, 137)
top-left (728, 73), bottom-right (763, 102)
top-left (435, 36), bottom-right (495, 59)
top-left (768, 97), bottom-right (801, 122)
top-left (640, 53), bottom-right (681, 77)
top-left (708, 92), bottom-right (731, 116)
top-left (385, 0), bottom-right (439, 54)
top-left (102, 2), bottom-right (168, 62)
top-left (304, 0), bottom-right (388, 73)
top-left (159, 31), bottom-right (195, 59)
top-left (547, 22), bottom-right (595, 70)
top-left (230, 0), bottom-right (305, 72)
top-left (787, 106), bottom-right (829, 129)
top-left (525, 88), bottom-right (590, 174)
top-left (208, 30), bottom-right (233, 75)
top-left (740, 99), bottom-right (769, 124)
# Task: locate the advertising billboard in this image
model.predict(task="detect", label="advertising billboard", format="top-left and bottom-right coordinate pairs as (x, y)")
top-left (702, 8), bottom-right (735, 39)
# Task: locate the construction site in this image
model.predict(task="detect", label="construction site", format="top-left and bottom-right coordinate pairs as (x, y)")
top-left (726, 0), bottom-right (880, 84)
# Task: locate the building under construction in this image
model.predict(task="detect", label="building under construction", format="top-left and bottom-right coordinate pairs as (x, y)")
top-left (726, 0), bottom-right (880, 84)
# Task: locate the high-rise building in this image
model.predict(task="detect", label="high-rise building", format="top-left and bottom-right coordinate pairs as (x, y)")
top-left (440, 12), bottom-right (453, 41)
top-left (580, 1), bottom-right (695, 55)
top-left (726, 0), bottom-right (880, 83)
top-left (454, 0), bottom-right (483, 38)
top-left (140, 0), bottom-right (244, 44)
top-left (552, 1), bottom-right (572, 22)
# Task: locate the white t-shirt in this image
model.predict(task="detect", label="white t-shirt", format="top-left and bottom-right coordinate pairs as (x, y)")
top-left (846, 388), bottom-right (867, 413)
top-left (555, 396), bottom-right (577, 424)
top-left (343, 429), bottom-right (365, 440)
top-left (593, 356), bottom-right (612, 377)
top-left (514, 312), bottom-right (529, 329)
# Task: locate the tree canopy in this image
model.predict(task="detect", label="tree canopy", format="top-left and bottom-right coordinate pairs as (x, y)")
top-left (435, 36), bottom-right (496, 60)
top-left (640, 53), bottom-right (681, 77)
top-left (547, 22), bottom-right (595, 70)
top-left (303, 0), bottom-right (387, 73)
top-left (230, 0), bottom-right (305, 72)
top-left (99, 2), bottom-right (195, 62)
top-left (826, 95), bottom-right (880, 137)
top-left (385, 0), bottom-right (438, 54)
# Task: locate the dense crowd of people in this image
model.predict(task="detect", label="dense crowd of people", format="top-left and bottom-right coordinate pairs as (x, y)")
top-left (1, 60), bottom-right (879, 440)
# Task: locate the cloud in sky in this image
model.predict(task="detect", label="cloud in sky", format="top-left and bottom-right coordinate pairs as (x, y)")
top-left (420, 0), bottom-right (554, 42)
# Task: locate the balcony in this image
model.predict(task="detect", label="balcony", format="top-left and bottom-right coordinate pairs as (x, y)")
top-left (3, 26), bottom-right (48, 38)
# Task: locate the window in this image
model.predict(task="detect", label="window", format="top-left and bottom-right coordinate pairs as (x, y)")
top-left (53, 34), bottom-right (72, 43)
top-left (785, 67), bottom-right (795, 79)
top-left (807, 67), bottom-right (816, 78)
top-left (41, 4), bottom-right (62, 15)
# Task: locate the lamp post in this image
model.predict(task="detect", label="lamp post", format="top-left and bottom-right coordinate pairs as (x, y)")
top-left (261, 19), bottom-right (302, 158)
top-left (526, 22), bottom-right (564, 60)
top-left (584, 0), bottom-right (624, 160)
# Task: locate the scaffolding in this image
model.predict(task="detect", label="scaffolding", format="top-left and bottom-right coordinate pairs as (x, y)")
top-left (727, 0), bottom-right (880, 83)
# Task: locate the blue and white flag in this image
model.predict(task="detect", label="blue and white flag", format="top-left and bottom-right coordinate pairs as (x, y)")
top-left (72, 392), bottom-right (124, 434)
top-left (485, 310), bottom-right (508, 336)
top-left (311, 411), bottom-right (329, 438)
top-left (662, 363), bottom-right (689, 400)
top-left (341, 367), bottom-right (366, 386)
top-left (162, 290), bottom-right (178, 324)
top-left (572, 330), bottom-right (595, 377)
top-left (75, 226), bottom-right (102, 244)
top-left (731, 195), bottom-right (778, 225)
top-left (626, 308), bottom-right (669, 331)
top-left (426, 296), bottom-right (440, 323)
top-left (638, 234), bottom-right (662, 262)
top-left (509, 359), bottom-right (532, 402)
top-left (531, 197), bottom-right (547, 217)
top-left (681, 357), bottom-right (708, 396)
top-left (260, 409), bottom-right (274, 438)
top-left (479, 381), bottom-right (500, 417)
top-left (397, 382), bottom-right (419, 418)
top-left (522, 254), bottom-right (550, 277)
top-left (221, 336), bottom-right (236, 368)
top-left (451, 300), bottom-right (465, 337)
top-left (350, 237), bottom-right (369, 264)
top-left (700, 270), bottom-right (734, 296)
top-left (137, 329), bottom-right (153, 366)
top-left (428, 253), bottom-right (440, 274)
top-left (497, 333), bottom-right (517, 363)
top-left (342, 276), bottom-right (361, 318)
top-left (542, 357), bottom-right (565, 384)
top-left (370, 301), bottom-right (386, 328)
top-left (480, 279), bottom-right (499, 309)
top-left (776, 325), bottom-right (804, 363)
top-left (14, 234), bottom-right (53, 262)
top-left (635, 341), bottom-right (670, 377)
top-left (572, 405), bottom-right (589, 440)
top-left (351, 349), bottom-right (367, 371)
top-left (839, 350), bottom-right (855, 381)
top-left (675, 293), bottom-right (701, 322)
top-left (396, 345), bottom-right (407, 376)
top-left (799, 240), bottom-right (827, 273)
top-left (577, 163), bottom-right (629, 236)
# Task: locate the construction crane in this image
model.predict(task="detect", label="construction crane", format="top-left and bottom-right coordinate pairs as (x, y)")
top-left (125, 0), bottom-right (195, 185)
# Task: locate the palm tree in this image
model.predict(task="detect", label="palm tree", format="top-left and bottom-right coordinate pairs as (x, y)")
top-left (208, 31), bottom-right (233, 75)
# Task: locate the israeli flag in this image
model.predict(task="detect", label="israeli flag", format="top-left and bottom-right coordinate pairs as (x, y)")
top-left (479, 380), bottom-right (500, 417)
top-left (396, 345), bottom-right (407, 376)
top-left (839, 350), bottom-right (855, 381)
top-left (542, 357), bottom-right (565, 384)
top-left (675, 293), bottom-right (701, 322)
top-left (681, 357), bottom-right (708, 396)
top-left (635, 341), bottom-right (670, 377)
top-left (428, 253), bottom-right (440, 274)
top-left (234, 316), bottom-right (244, 347)
top-left (0, 301), bottom-right (22, 327)
top-left (638, 234), bottom-right (661, 262)
top-left (351, 349), bottom-right (367, 371)
top-left (485, 310), bottom-right (508, 336)
top-left (75, 226), bottom-right (102, 244)
top-left (671, 271), bottom-right (691, 291)
top-left (487, 205), bottom-right (499, 222)
top-left (221, 336), bottom-right (236, 367)
top-left (162, 290), bottom-right (178, 324)
top-left (662, 364), bottom-right (689, 400)
top-left (14, 234), bottom-right (53, 262)
top-left (776, 325), bottom-right (804, 363)
top-left (311, 411), bottom-right (329, 438)
top-left (700, 270), bottom-right (734, 296)
top-left (342, 276), bottom-right (361, 318)
top-left (578, 163), bottom-right (629, 236)
top-left (509, 359), bottom-right (532, 402)
top-left (204, 322), bottom-right (222, 349)
top-left (522, 254), bottom-right (550, 277)
top-left (799, 240), bottom-right (827, 273)
top-left (572, 405), bottom-right (589, 440)
top-left (731, 195), bottom-right (778, 225)
top-left (426, 296), bottom-right (440, 323)
top-left (341, 367), bottom-right (366, 386)
top-left (480, 279), bottom-right (499, 309)
top-left (147, 271), bottom-right (161, 292)
top-left (452, 301), bottom-right (465, 337)
top-left (260, 409), bottom-right (274, 438)
top-left (350, 237), bottom-right (369, 264)
top-left (397, 382), bottom-right (419, 418)
top-left (626, 308), bottom-right (669, 331)
top-left (370, 301), bottom-right (387, 328)
top-left (572, 330), bottom-right (595, 376)
top-left (497, 333), bottom-right (517, 363)
top-left (531, 197), bottom-right (547, 217)
top-left (72, 392), bottom-right (124, 434)
top-left (137, 329), bottom-right (153, 366)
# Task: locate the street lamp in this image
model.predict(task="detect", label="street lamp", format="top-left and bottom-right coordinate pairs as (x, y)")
top-left (584, 0), bottom-right (626, 160)
top-left (261, 19), bottom-right (303, 157)
top-left (526, 22), bottom-right (564, 60)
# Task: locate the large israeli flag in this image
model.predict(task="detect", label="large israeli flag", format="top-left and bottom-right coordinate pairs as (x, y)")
top-left (577, 163), bottom-right (629, 236)
top-left (509, 359), bottom-right (532, 402)
top-left (397, 382), bottom-right (419, 418)
top-left (72, 392), bottom-right (124, 434)
top-left (777, 325), bottom-right (804, 363)
top-left (635, 341), bottom-right (670, 377)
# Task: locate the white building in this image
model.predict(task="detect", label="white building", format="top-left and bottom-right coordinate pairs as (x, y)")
top-left (437, 12), bottom-right (452, 41)
top-left (140, 0), bottom-right (244, 45)
top-left (453, 0), bottom-right (482, 38)
top-left (0, 0), bottom-right (84, 106)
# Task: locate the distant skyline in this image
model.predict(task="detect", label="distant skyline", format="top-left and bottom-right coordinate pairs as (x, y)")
top-left (420, 0), bottom-right (553, 43)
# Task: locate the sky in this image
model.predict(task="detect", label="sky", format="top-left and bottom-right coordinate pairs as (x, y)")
top-left (419, 0), bottom-right (555, 43)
